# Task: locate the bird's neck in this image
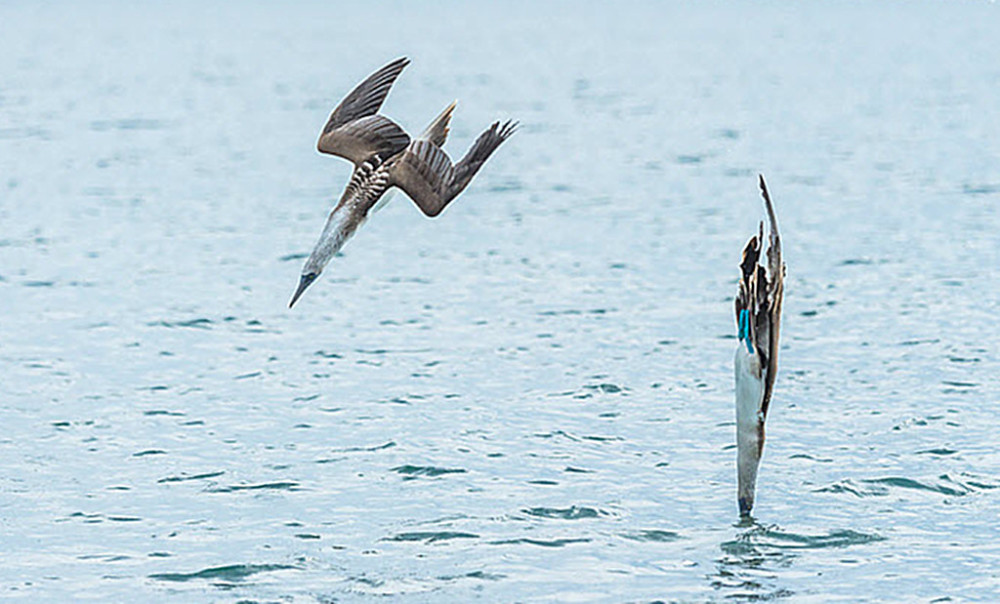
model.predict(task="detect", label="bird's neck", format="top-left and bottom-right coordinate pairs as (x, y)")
top-left (307, 162), bottom-right (392, 272)
top-left (309, 193), bottom-right (373, 272)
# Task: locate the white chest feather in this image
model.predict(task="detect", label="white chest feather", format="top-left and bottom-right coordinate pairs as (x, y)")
top-left (734, 343), bottom-right (766, 516)
top-left (734, 345), bottom-right (764, 428)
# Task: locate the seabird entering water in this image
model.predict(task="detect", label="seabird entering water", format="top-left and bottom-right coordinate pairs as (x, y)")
top-left (289, 57), bottom-right (517, 308)
top-left (734, 175), bottom-right (785, 518)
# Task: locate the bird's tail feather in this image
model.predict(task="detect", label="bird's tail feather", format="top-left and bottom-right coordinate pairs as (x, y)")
top-left (419, 101), bottom-right (457, 147)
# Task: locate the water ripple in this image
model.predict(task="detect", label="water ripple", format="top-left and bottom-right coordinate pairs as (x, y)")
top-left (390, 465), bottom-right (467, 480)
top-left (208, 481), bottom-right (301, 493)
top-left (385, 531), bottom-right (480, 543)
top-left (816, 474), bottom-right (1000, 498)
top-left (149, 563), bottom-right (298, 582)
top-left (156, 471), bottom-right (225, 483)
top-left (149, 318), bottom-right (214, 330)
top-left (621, 529), bottom-right (682, 543)
top-left (491, 538), bottom-right (592, 548)
top-left (522, 506), bottom-right (607, 520)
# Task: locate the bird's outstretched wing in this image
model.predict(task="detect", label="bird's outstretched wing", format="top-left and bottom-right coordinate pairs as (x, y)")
top-left (735, 175), bottom-right (785, 419)
top-left (318, 114), bottom-right (410, 166)
top-left (320, 57), bottom-right (409, 136)
top-left (317, 58), bottom-right (412, 165)
top-left (389, 119), bottom-right (517, 217)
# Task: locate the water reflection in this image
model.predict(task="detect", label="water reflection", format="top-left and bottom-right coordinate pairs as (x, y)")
top-left (712, 522), bottom-right (885, 600)
top-left (713, 523), bottom-right (796, 599)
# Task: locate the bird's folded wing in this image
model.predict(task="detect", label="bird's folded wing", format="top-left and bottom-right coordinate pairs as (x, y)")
top-left (734, 176), bottom-right (785, 420)
top-left (318, 114), bottom-right (411, 166)
top-left (450, 120), bottom-right (517, 196)
top-left (734, 230), bottom-right (762, 337)
top-left (319, 57), bottom-right (409, 137)
top-left (390, 120), bottom-right (517, 217)
top-left (388, 140), bottom-right (455, 217)
top-left (758, 176), bottom-right (784, 419)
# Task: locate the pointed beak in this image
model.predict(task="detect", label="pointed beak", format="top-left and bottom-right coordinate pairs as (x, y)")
top-left (289, 272), bottom-right (318, 308)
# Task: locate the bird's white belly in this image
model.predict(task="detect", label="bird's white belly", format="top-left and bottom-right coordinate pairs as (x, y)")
top-left (734, 346), bottom-right (764, 428)
top-left (734, 345), bottom-right (765, 514)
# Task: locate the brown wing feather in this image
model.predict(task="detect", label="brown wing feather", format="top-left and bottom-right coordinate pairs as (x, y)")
top-left (735, 175), bottom-right (785, 420)
top-left (388, 140), bottom-right (455, 216)
top-left (758, 174), bottom-right (784, 419)
top-left (317, 114), bottom-right (410, 165)
top-left (320, 57), bottom-right (409, 136)
top-left (389, 119), bottom-right (517, 217)
top-left (448, 120), bottom-right (518, 197)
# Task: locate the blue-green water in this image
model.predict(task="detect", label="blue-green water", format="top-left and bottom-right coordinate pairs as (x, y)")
top-left (2, 1), bottom-right (999, 601)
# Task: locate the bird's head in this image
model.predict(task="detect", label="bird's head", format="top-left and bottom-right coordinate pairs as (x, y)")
top-left (289, 270), bottom-right (319, 308)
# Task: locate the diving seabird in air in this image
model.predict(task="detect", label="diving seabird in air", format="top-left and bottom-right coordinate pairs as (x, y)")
top-left (734, 175), bottom-right (786, 518)
top-left (289, 57), bottom-right (518, 307)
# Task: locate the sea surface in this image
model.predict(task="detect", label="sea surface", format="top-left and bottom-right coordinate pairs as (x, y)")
top-left (2, 1), bottom-right (999, 601)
